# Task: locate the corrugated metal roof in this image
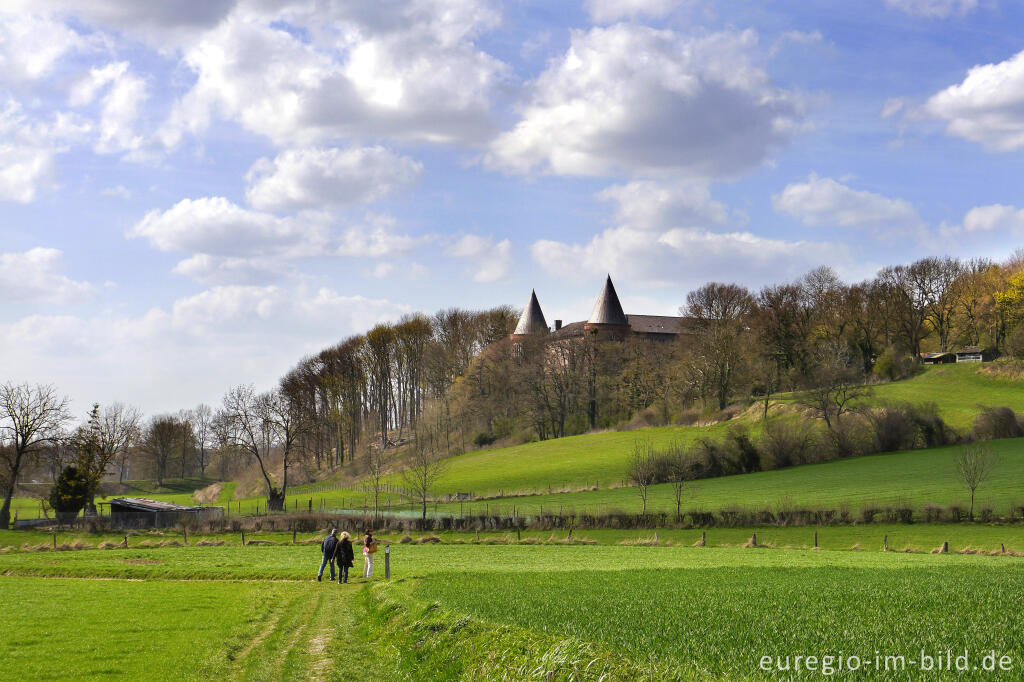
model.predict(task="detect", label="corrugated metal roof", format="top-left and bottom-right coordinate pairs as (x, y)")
top-left (108, 497), bottom-right (202, 512)
top-left (587, 275), bottom-right (628, 326)
top-left (514, 290), bottom-right (549, 335)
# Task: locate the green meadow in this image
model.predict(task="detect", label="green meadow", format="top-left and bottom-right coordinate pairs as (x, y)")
top-left (435, 438), bottom-right (1024, 517)
top-left (2, 541), bottom-right (1023, 680)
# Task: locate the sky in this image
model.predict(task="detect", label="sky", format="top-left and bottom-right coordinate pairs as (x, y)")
top-left (2, 0), bottom-right (1024, 417)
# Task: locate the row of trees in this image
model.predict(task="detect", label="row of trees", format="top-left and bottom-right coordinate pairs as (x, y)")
top-left (454, 254), bottom-right (1024, 449)
top-left (4, 252), bottom-right (1024, 521)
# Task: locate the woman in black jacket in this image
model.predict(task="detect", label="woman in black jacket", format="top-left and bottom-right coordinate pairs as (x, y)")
top-left (337, 531), bottom-right (354, 584)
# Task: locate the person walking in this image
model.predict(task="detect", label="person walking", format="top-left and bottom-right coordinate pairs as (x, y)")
top-left (337, 531), bottom-right (354, 584)
top-left (362, 529), bottom-right (377, 578)
top-left (318, 528), bottom-right (339, 582)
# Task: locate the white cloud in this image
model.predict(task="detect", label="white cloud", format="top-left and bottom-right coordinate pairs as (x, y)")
top-left (446, 234), bottom-right (513, 282)
top-left (245, 146), bottom-right (421, 212)
top-left (100, 184), bottom-right (132, 199)
top-left (0, 247), bottom-right (94, 303)
top-left (961, 204), bottom-right (1024, 235)
top-left (532, 226), bottom-right (845, 289)
top-left (881, 97), bottom-right (907, 119)
top-left (884, 0), bottom-right (977, 18)
top-left (0, 12), bottom-right (86, 82)
top-left (0, 144), bottom-right (57, 203)
top-left (128, 197), bottom-right (333, 258)
top-left (924, 49), bottom-right (1024, 151)
top-left (6, 0), bottom-right (236, 49)
top-left (160, 1), bottom-right (506, 148)
top-left (70, 61), bottom-right (149, 154)
top-left (585, 0), bottom-right (682, 22)
top-left (533, 177), bottom-right (850, 290)
top-left (172, 254), bottom-right (290, 286)
top-left (596, 180), bottom-right (730, 231)
top-left (0, 283), bottom-right (409, 414)
top-left (488, 25), bottom-right (803, 178)
top-left (0, 99), bottom-right (90, 202)
top-left (335, 215), bottom-right (431, 258)
top-left (773, 173), bottom-right (923, 238)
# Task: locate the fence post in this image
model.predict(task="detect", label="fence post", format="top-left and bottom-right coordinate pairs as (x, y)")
top-left (814, 531), bottom-right (818, 548)
top-left (292, 529), bottom-right (296, 544)
top-left (385, 545), bottom-right (391, 580)
top-left (241, 529), bottom-right (246, 546)
top-left (884, 535), bottom-right (888, 552)
top-left (52, 532), bottom-right (56, 550)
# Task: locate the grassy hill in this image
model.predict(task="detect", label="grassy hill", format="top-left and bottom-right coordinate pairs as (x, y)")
top-left (416, 363), bottom-right (1024, 499)
top-left (433, 438), bottom-right (1024, 517)
top-left (845, 362), bottom-right (1024, 430)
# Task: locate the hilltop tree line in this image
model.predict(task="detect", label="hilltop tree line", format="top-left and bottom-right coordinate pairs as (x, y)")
top-left (3, 252), bottom-right (1024, 521)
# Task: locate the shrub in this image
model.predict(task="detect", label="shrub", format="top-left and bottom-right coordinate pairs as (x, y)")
top-left (49, 465), bottom-right (90, 520)
top-left (472, 431), bottom-right (497, 448)
top-left (760, 419), bottom-right (817, 469)
top-left (868, 402), bottom-right (954, 453)
top-left (972, 406), bottom-right (1024, 440)
top-left (1006, 326), bottom-right (1024, 359)
top-left (872, 346), bottom-right (917, 381)
top-left (826, 416), bottom-right (873, 459)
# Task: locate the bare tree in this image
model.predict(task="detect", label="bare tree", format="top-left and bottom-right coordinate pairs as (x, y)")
top-left (363, 446), bottom-right (388, 521)
top-left (0, 382), bottom-right (72, 528)
top-left (799, 345), bottom-right (871, 429)
top-left (684, 282), bottom-right (755, 410)
top-left (401, 434), bottom-right (449, 520)
top-left (221, 385), bottom-right (305, 511)
top-left (192, 404), bottom-right (213, 476)
top-left (666, 441), bottom-right (691, 521)
top-left (141, 415), bottom-right (180, 486)
top-left (627, 439), bottom-right (657, 514)
top-left (955, 444), bottom-right (999, 521)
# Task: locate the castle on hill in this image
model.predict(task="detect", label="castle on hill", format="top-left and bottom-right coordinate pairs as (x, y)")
top-left (511, 275), bottom-right (688, 343)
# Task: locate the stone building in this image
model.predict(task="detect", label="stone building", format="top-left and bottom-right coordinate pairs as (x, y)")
top-left (511, 275), bottom-right (688, 344)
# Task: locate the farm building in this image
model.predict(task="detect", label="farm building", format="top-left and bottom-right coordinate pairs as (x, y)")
top-left (921, 351), bottom-right (956, 365)
top-left (105, 497), bottom-right (223, 528)
top-left (955, 346), bottom-right (986, 363)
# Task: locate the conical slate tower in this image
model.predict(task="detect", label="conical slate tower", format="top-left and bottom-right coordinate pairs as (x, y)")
top-left (513, 289), bottom-right (549, 335)
top-left (587, 275), bottom-right (629, 326)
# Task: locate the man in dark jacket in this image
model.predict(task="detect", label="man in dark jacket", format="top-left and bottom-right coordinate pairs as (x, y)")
top-left (317, 528), bottom-right (339, 581)
top-left (337, 531), bottom-right (354, 584)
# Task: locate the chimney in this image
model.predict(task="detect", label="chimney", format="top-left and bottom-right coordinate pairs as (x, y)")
top-left (554, 319), bottom-right (562, 331)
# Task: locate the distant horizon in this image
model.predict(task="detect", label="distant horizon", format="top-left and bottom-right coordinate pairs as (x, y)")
top-left (5, 1), bottom-right (1024, 416)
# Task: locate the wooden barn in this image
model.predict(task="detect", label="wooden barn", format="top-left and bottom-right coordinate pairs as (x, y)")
top-left (105, 497), bottom-right (223, 529)
top-left (955, 346), bottom-right (987, 363)
top-left (921, 351), bottom-right (956, 365)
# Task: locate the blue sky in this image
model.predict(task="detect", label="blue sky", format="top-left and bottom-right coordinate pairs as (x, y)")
top-left (2, 0), bottom-right (1024, 416)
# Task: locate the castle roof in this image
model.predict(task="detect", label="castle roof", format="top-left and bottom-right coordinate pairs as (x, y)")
top-left (514, 290), bottom-right (549, 335)
top-left (587, 275), bottom-right (629, 326)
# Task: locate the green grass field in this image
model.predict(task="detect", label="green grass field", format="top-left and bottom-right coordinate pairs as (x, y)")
top-left (435, 438), bottom-right (1024, 517)
top-left (412, 564), bottom-right (1024, 679)
top-left (415, 363), bottom-right (1024, 499)
top-left (2, 539), bottom-right (1022, 679)
top-left (863, 363), bottom-right (1024, 430)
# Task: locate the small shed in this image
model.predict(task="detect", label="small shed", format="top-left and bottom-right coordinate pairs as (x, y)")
top-left (955, 346), bottom-right (985, 363)
top-left (921, 351), bottom-right (956, 365)
top-left (106, 497), bottom-right (223, 529)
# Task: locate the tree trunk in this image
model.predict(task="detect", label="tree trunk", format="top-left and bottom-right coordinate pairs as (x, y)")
top-left (0, 492), bottom-right (13, 529)
top-left (970, 490), bottom-right (975, 521)
top-left (267, 489), bottom-right (285, 511)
